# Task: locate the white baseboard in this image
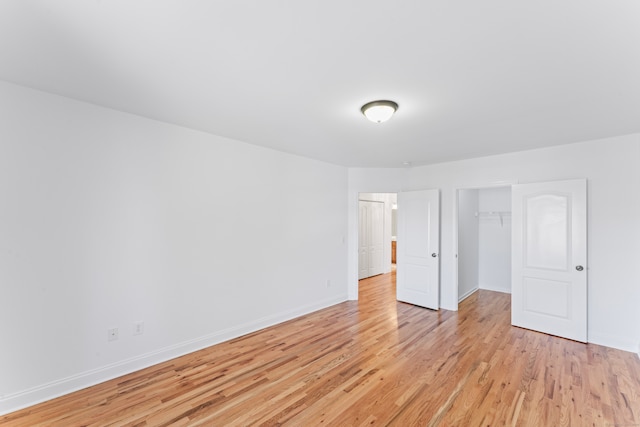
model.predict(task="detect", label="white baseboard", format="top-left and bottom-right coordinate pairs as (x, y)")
top-left (0, 294), bottom-right (347, 416)
top-left (588, 332), bottom-right (640, 354)
top-left (478, 283), bottom-right (511, 294)
top-left (458, 287), bottom-right (478, 302)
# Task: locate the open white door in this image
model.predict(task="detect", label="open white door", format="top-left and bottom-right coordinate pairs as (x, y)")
top-left (512, 179), bottom-right (587, 342)
top-left (396, 189), bottom-right (440, 310)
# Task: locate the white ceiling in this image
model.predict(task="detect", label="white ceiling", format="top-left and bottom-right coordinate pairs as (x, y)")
top-left (2, 1), bottom-right (640, 167)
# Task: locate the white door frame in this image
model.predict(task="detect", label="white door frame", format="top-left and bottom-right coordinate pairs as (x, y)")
top-left (452, 181), bottom-right (517, 311)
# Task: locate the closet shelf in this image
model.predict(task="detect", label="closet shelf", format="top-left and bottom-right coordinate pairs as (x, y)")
top-left (474, 211), bottom-right (512, 227)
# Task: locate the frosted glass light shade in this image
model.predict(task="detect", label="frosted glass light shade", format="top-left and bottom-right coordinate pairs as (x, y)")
top-left (361, 100), bottom-right (398, 123)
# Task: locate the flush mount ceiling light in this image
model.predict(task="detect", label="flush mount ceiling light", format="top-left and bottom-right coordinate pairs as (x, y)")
top-left (361, 100), bottom-right (398, 123)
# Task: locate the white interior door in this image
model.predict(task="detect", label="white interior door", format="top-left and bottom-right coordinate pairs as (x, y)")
top-left (358, 201), bottom-right (384, 279)
top-left (511, 179), bottom-right (587, 342)
top-left (397, 189), bottom-right (440, 310)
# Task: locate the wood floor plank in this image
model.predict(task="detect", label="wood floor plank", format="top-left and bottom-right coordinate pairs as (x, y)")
top-left (3, 269), bottom-right (640, 426)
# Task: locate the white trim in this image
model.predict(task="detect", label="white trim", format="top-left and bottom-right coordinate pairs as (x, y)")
top-left (458, 286), bottom-right (478, 302)
top-left (478, 283), bottom-right (511, 294)
top-left (0, 295), bottom-right (346, 416)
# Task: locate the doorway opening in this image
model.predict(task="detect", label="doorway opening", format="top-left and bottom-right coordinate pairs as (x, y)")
top-left (457, 186), bottom-right (512, 305)
top-left (358, 192), bottom-right (397, 284)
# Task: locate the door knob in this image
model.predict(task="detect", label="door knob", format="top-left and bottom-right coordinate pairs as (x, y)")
top-left (576, 265), bottom-right (584, 271)
top-left (432, 253), bottom-right (438, 258)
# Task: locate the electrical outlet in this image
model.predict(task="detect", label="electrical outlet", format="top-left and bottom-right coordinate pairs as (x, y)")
top-left (108, 328), bottom-right (118, 342)
top-left (326, 279), bottom-right (331, 288)
top-left (133, 321), bottom-right (144, 336)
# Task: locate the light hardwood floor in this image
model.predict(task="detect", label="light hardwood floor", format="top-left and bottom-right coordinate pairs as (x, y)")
top-left (3, 270), bottom-right (640, 426)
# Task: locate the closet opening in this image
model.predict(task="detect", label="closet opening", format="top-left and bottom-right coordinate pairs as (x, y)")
top-left (457, 186), bottom-right (512, 304)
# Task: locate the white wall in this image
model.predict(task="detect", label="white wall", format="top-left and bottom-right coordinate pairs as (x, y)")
top-left (457, 189), bottom-right (479, 300)
top-left (348, 134), bottom-right (640, 353)
top-left (0, 81), bottom-right (349, 414)
top-left (478, 187), bottom-right (512, 293)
